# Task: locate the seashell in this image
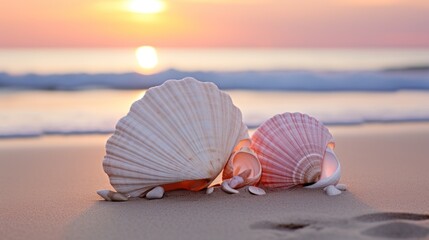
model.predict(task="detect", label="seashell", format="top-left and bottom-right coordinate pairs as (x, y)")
top-left (335, 183), bottom-right (347, 191)
top-left (251, 112), bottom-right (341, 189)
top-left (248, 186), bottom-right (266, 196)
top-left (97, 190), bottom-right (129, 201)
top-left (325, 185), bottom-right (342, 196)
top-left (145, 186), bottom-right (165, 199)
top-left (305, 147), bottom-right (341, 189)
top-left (222, 139), bottom-right (262, 189)
top-left (221, 180), bottom-right (239, 194)
top-left (228, 176), bottom-right (245, 189)
top-left (206, 187), bottom-right (214, 194)
top-left (102, 78), bottom-right (249, 197)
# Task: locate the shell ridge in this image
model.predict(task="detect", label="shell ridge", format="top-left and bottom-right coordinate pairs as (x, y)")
top-left (112, 112), bottom-right (187, 163)
top-left (104, 155), bottom-right (184, 179)
top-left (183, 79), bottom-right (244, 177)
top-left (150, 80), bottom-right (216, 164)
top-left (294, 114), bottom-right (323, 184)
top-left (170, 82), bottom-right (203, 157)
top-left (129, 90), bottom-right (220, 175)
top-left (286, 114), bottom-right (324, 184)
top-left (163, 80), bottom-right (227, 175)
top-left (106, 135), bottom-right (190, 176)
top-left (140, 85), bottom-right (203, 163)
top-left (252, 126), bottom-right (303, 170)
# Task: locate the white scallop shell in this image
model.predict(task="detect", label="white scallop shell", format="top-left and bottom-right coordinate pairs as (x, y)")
top-left (251, 112), bottom-right (340, 189)
top-left (103, 77), bottom-right (249, 197)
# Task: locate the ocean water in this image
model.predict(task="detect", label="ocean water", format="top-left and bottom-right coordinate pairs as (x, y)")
top-left (2, 48), bottom-right (429, 74)
top-left (1, 48), bottom-right (429, 138)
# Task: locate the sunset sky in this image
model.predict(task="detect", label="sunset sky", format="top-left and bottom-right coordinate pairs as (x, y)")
top-left (1, 0), bottom-right (428, 48)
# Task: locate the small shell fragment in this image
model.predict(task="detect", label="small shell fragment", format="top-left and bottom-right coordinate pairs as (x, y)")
top-left (248, 186), bottom-right (266, 196)
top-left (206, 187), bottom-right (214, 194)
top-left (325, 185), bottom-right (342, 196)
top-left (335, 183), bottom-right (347, 191)
top-left (145, 186), bottom-right (165, 200)
top-left (228, 176), bottom-right (244, 189)
top-left (97, 190), bottom-right (129, 202)
top-left (221, 181), bottom-right (239, 194)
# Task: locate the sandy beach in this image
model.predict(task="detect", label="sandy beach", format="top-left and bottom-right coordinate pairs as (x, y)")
top-left (1, 123), bottom-right (429, 240)
top-left (2, 0), bottom-right (429, 239)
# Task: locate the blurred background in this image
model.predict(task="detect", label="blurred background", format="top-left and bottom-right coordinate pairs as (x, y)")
top-left (1, 0), bottom-right (429, 138)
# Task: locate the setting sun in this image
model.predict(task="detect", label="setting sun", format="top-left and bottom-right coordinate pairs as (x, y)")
top-left (127, 0), bottom-right (165, 14)
top-left (136, 46), bottom-right (158, 70)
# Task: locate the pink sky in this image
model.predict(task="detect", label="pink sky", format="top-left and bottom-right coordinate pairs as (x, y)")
top-left (1, 0), bottom-right (429, 48)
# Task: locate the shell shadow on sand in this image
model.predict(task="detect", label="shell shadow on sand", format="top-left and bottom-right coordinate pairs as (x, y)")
top-left (251, 212), bottom-right (429, 239)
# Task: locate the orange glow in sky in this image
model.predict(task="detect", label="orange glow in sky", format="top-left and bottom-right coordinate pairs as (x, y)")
top-left (127, 0), bottom-right (165, 14)
top-left (0, 0), bottom-right (428, 48)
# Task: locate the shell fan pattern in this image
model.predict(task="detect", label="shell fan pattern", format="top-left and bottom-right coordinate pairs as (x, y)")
top-left (251, 112), bottom-right (341, 189)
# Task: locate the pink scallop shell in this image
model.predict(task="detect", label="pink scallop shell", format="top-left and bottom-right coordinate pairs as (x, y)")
top-left (251, 112), bottom-right (336, 189)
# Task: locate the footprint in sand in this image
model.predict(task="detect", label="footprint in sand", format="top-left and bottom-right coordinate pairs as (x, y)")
top-left (252, 212), bottom-right (429, 239)
top-left (362, 222), bottom-right (429, 239)
top-left (356, 212), bottom-right (429, 239)
top-left (354, 212), bottom-right (429, 223)
top-left (250, 221), bottom-right (312, 231)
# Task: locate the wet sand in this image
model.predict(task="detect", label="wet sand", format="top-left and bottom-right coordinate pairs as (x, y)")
top-left (1, 123), bottom-right (429, 240)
